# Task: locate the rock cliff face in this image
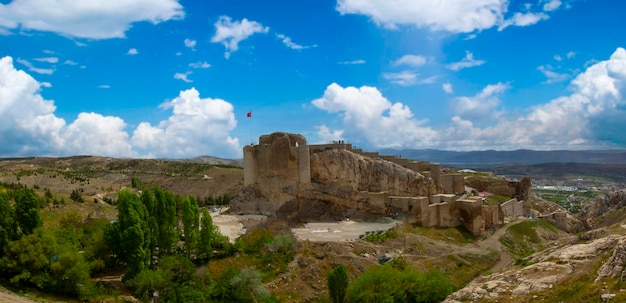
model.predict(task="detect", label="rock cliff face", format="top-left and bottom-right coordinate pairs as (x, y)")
top-left (582, 189), bottom-right (626, 219)
top-left (310, 149), bottom-right (439, 197)
top-left (231, 147), bottom-right (441, 221)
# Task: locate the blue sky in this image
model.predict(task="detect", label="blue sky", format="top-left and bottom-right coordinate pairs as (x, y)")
top-left (1, 0), bottom-right (626, 159)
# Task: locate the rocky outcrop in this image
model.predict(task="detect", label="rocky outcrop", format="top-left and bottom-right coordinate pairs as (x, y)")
top-left (445, 235), bottom-right (626, 302)
top-left (595, 238), bottom-right (626, 282)
top-left (581, 189), bottom-right (626, 219)
top-left (310, 149), bottom-right (439, 198)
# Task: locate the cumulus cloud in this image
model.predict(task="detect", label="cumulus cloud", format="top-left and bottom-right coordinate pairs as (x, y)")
top-left (131, 88), bottom-right (240, 158)
top-left (0, 0), bottom-right (184, 39)
top-left (451, 82), bottom-right (508, 121)
top-left (336, 0), bottom-right (560, 34)
top-left (313, 48), bottom-right (626, 151)
top-left (315, 125), bottom-right (344, 144)
top-left (0, 56), bottom-right (132, 156)
top-left (393, 54), bottom-right (427, 67)
top-left (447, 51), bottom-right (485, 71)
top-left (127, 48), bottom-right (139, 55)
top-left (311, 83), bottom-right (437, 148)
top-left (0, 56), bottom-right (242, 158)
top-left (174, 71), bottom-right (192, 83)
top-left (383, 71), bottom-right (436, 86)
top-left (211, 16), bottom-right (269, 59)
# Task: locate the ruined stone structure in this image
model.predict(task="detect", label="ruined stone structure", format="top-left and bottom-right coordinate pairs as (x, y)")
top-left (232, 132), bottom-right (528, 236)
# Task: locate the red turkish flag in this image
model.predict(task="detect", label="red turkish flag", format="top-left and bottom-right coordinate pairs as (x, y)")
top-left (246, 111), bottom-right (252, 118)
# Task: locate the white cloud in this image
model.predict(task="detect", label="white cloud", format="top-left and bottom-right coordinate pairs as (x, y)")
top-left (554, 55), bottom-right (563, 61)
top-left (339, 59), bottom-right (366, 65)
top-left (543, 0), bottom-right (562, 11)
top-left (63, 59), bottom-right (78, 65)
top-left (131, 88), bottom-right (240, 158)
top-left (174, 71), bottom-right (192, 83)
top-left (0, 55), bottom-right (241, 158)
top-left (184, 38), bottom-right (196, 49)
top-left (189, 61), bottom-right (210, 69)
top-left (383, 71), bottom-right (436, 86)
top-left (98, 85), bottom-right (110, 89)
top-left (34, 57), bottom-right (58, 63)
top-left (16, 58), bottom-right (54, 74)
top-left (567, 51), bottom-right (576, 59)
top-left (0, 0), bottom-right (184, 39)
top-left (498, 12), bottom-right (549, 31)
top-left (446, 51), bottom-right (485, 71)
top-left (312, 48), bottom-right (626, 151)
top-left (312, 83), bottom-right (437, 148)
top-left (315, 125), bottom-right (344, 144)
top-left (276, 33), bottom-right (316, 50)
top-left (40, 81), bottom-right (51, 88)
top-left (442, 82), bottom-right (453, 94)
top-left (537, 65), bottom-right (570, 84)
top-left (211, 16), bottom-right (269, 59)
top-left (393, 54), bottom-right (427, 67)
top-left (127, 48), bottom-right (139, 55)
top-left (336, 0), bottom-right (559, 34)
top-left (452, 83), bottom-right (508, 121)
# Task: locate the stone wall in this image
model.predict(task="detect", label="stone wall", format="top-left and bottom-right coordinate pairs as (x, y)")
top-left (501, 198), bottom-right (524, 218)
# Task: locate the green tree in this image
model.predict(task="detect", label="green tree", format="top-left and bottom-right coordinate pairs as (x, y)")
top-left (0, 228), bottom-right (57, 289)
top-left (140, 190), bottom-right (159, 262)
top-left (154, 188), bottom-right (178, 255)
top-left (181, 195), bottom-right (199, 257)
top-left (0, 192), bottom-right (15, 257)
top-left (229, 266), bottom-right (270, 303)
top-left (14, 188), bottom-right (42, 236)
top-left (117, 189), bottom-right (151, 282)
top-left (198, 208), bottom-right (214, 260)
top-left (328, 264), bottom-right (349, 303)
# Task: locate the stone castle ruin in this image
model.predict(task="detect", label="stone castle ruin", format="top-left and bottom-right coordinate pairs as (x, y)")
top-left (230, 132), bottom-right (528, 236)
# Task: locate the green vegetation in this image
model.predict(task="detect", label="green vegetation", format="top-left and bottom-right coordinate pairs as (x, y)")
top-left (534, 188), bottom-right (602, 213)
top-left (345, 262), bottom-right (454, 303)
top-left (499, 219), bottom-right (557, 263)
top-left (328, 264), bottom-right (348, 303)
top-left (360, 227), bottom-right (400, 242)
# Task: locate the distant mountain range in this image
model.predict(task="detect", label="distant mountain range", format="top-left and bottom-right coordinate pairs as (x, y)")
top-left (377, 149), bottom-right (626, 165)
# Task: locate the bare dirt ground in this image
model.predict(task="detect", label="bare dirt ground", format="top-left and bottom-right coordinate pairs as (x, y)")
top-left (291, 220), bottom-right (400, 242)
top-left (0, 289), bottom-right (37, 303)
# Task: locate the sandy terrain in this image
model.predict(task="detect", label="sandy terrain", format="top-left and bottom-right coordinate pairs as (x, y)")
top-left (291, 220), bottom-right (401, 242)
top-left (0, 289), bottom-right (38, 303)
top-left (209, 209), bottom-right (266, 242)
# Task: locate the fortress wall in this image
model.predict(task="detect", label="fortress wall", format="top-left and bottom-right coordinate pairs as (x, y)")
top-left (482, 205), bottom-right (504, 229)
top-left (514, 199), bottom-right (524, 217)
top-left (389, 196), bottom-right (410, 211)
top-left (362, 152), bottom-right (379, 158)
top-left (458, 199), bottom-right (484, 236)
top-left (406, 162), bottom-right (421, 172)
top-left (308, 143), bottom-right (352, 154)
top-left (427, 203), bottom-right (441, 227)
top-left (422, 171), bottom-right (432, 179)
top-left (430, 195), bottom-right (442, 204)
top-left (417, 196), bottom-right (430, 226)
top-left (453, 174), bottom-right (465, 194)
top-left (298, 145), bottom-right (311, 184)
top-left (243, 145), bottom-right (257, 186)
top-left (367, 191), bottom-right (389, 208)
top-left (441, 174), bottom-right (454, 194)
top-left (439, 202), bottom-right (452, 227)
top-left (501, 198), bottom-right (519, 218)
top-left (429, 163), bottom-right (441, 185)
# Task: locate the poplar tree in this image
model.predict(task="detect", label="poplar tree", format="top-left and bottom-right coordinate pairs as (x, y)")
top-left (181, 195), bottom-right (199, 257)
top-left (117, 189), bottom-right (150, 282)
top-left (328, 264), bottom-right (349, 303)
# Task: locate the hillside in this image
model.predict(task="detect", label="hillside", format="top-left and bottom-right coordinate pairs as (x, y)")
top-left (1, 156), bottom-right (626, 302)
top-left (0, 156), bottom-right (244, 202)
